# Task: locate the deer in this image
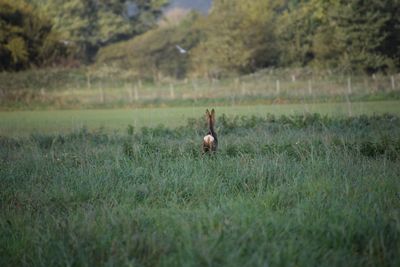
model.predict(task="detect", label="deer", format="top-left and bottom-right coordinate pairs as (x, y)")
top-left (202, 109), bottom-right (218, 154)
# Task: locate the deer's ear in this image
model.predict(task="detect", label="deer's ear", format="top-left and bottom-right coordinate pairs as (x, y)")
top-left (205, 109), bottom-right (210, 121)
top-left (211, 109), bottom-right (216, 122)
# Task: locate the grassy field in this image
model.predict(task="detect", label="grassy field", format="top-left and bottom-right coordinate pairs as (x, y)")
top-left (1, 106), bottom-right (400, 266)
top-left (1, 67), bottom-right (399, 110)
top-left (1, 100), bottom-right (400, 136)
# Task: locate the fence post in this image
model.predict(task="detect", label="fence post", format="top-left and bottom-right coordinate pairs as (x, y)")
top-left (234, 78), bottom-right (239, 90)
top-left (391, 75), bottom-right (395, 90)
top-left (231, 95), bottom-right (235, 106)
top-left (308, 80), bottom-right (312, 95)
top-left (127, 85), bottom-right (133, 103)
top-left (347, 77), bottom-right (352, 94)
top-left (40, 88), bottom-right (46, 101)
top-left (276, 80), bottom-right (280, 95)
top-left (86, 72), bottom-right (91, 89)
top-left (169, 84), bottom-right (175, 99)
top-left (346, 77), bottom-right (352, 116)
top-left (241, 82), bottom-right (247, 96)
top-left (99, 87), bottom-right (104, 104)
top-left (134, 85), bottom-right (139, 101)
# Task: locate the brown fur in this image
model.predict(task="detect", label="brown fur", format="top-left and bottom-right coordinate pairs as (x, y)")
top-left (202, 109), bottom-right (218, 154)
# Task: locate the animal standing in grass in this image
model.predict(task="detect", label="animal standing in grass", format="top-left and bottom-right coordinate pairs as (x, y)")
top-left (202, 109), bottom-right (218, 154)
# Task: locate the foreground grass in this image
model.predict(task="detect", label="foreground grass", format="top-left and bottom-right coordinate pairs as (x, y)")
top-left (1, 100), bottom-right (400, 136)
top-left (1, 113), bottom-right (400, 266)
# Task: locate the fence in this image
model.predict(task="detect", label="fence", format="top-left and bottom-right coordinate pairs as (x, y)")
top-left (1, 72), bottom-right (399, 108)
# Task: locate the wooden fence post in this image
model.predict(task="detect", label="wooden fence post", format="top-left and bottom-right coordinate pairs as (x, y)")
top-left (234, 78), bottom-right (239, 91)
top-left (346, 77), bottom-right (352, 116)
top-left (99, 87), bottom-right (104, 104)
top-left (347, 77), bottom-right (352, 95)
top-left (86, 72), bottom-right (91, 89)
top-left (391, 75), bottom-right (395, 90)
top-left (127, 85), bottom-right (133, 103)
top-left (40, 88), bottom-right (46, 101)
top-left (276, 80), bottom-right (280, 95)
top-left (241, 82), bottom-right (247, 96)
top-left (169, 84), bottom-right (175, 99)
top-left (134, 86), bottom-right (139, 101)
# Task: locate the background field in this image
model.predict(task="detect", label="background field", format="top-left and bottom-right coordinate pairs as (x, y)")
top-left (1, 68), bottom-right (399, 110)
top-left (1, 100), bottom-right (400, 137)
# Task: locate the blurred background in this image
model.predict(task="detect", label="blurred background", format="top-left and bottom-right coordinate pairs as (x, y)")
top-left (0, 0), bottom-right (399, 110)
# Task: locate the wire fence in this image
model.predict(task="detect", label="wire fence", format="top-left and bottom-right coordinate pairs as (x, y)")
top-left (1, 71), bottom-right (399, 108)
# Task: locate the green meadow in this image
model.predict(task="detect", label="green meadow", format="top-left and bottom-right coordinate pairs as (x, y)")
top-left (1, 102), bottom-right (400, 266)
top-left (1, 100), bottom-right (400, 136)
top-left (2, 0), bottom-right (400, 265)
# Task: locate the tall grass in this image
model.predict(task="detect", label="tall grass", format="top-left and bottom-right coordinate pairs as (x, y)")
top-left (1, 113), bottom-right (400, 266)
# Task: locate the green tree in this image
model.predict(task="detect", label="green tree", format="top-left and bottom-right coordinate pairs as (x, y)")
top-left (32, 0), bottom-right (169, 62)
top-left (0, 0), bottom-right (54, 70)
top-left (307, 0), bottom-right (343, 69)
top-left (334, 0), bottom-right (400, 72)
top-left (96, 12), bottom-right (202, 80)
top-left (277, 0), bottom-right (400, 73)
top-left (276, 0), bottom-right (320, 67)
top-left (191, 0), bottom-right (281, 76)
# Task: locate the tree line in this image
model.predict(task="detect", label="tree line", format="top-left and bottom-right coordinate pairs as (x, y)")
top-left (1, 0), bottom-right (400, 78)
top-left (98, 0), bottom-right (400, 79)
top-left (0, 0), bottom-right (167, 70)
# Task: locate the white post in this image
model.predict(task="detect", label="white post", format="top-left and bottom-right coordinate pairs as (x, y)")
top-left (169, 84), bottom-right (175, 99)
top-left (99, 87), bottom-right (104, 103)
top-left (40, 88), bottom-right (46, 101)
top-left (86, 72), bottom-right (91, 89)
top-left (346, 98), bottom-right (352, 117)
top-left (134, 86), bottom-right (139, 101)
top-left (347, 77), bottom-right (352, 94)
top-left (276, 80), bottom-right (280, 95)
